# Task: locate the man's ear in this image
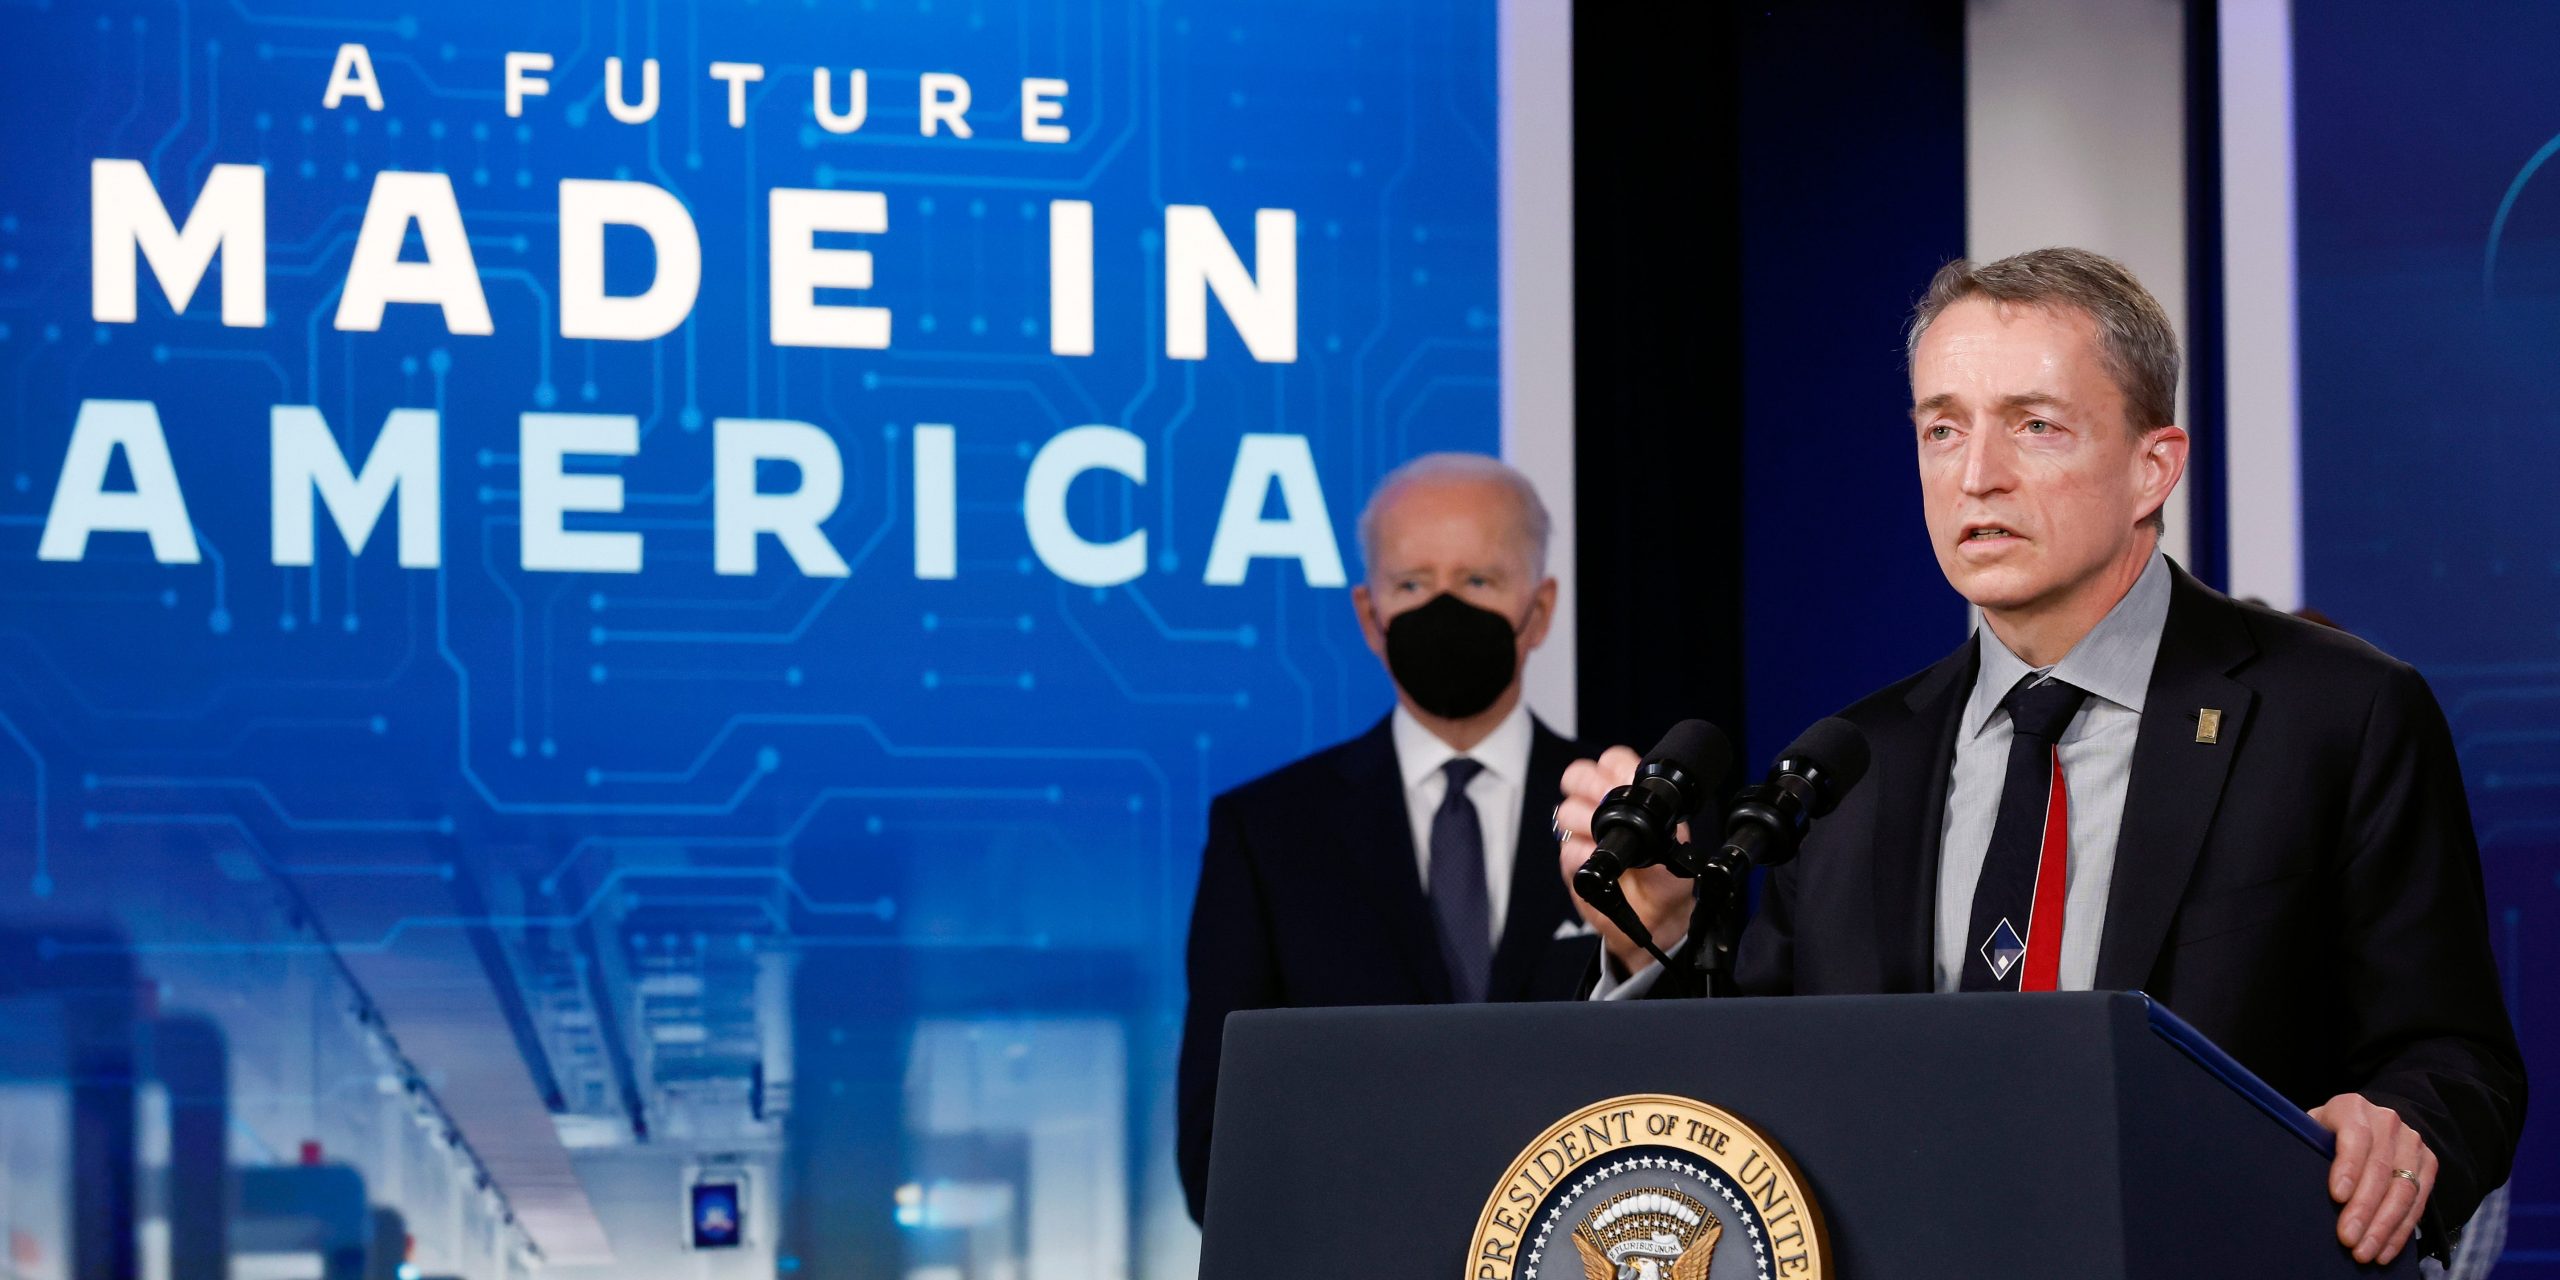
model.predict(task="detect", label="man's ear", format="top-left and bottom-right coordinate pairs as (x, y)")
top-left (1352, 583), bottom-right (1387, 661)
top-left (1521, 577), bottom-right (1560, 650)
top-left (2137, 424), bottom-right (2190, 524)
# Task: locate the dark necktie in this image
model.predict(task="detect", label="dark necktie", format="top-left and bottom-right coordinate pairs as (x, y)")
top-left (1960, 675), bottom-right (2090, 992)
top-left (1429, 757), bottom-right (1492, 1003)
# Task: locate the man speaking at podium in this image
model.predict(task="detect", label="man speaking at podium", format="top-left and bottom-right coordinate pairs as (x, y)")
top-left (1179, 454), bottom-right (1590, 1224)
top-left (1557, 249), bottom-right (2524, 1268)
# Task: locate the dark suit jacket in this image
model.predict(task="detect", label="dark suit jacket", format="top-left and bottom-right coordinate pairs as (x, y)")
top-left (1177, 713), bottom-right (1589, 1223)
top-left (1650, 564), bottom-right (2524, 1242)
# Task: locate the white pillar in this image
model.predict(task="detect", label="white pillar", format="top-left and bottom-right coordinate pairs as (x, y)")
top-left (1501, 0), bottom-right (1578, 736)
top-left (2218, 0), bottom-right (2303, 608)
top-left (1966, 0), bottom-right (2195, 568)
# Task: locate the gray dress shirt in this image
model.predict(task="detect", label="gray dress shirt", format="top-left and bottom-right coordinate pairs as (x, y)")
top-left (1932, 551), bottom-right (2172, 992)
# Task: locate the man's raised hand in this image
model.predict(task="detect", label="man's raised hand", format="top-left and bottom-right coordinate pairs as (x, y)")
top-left (1555, 746), bottom-right (1695, 975)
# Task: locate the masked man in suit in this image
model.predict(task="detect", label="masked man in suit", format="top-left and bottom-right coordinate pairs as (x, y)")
top-left (1180, 453), bottom-right (1589, 1224)
top-left (1556, 249), bottom-right (2523, 1268)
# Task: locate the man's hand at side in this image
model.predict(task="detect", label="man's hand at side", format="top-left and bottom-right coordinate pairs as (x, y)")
top-left (1554, 745), bottom-right (1695, 976)
top-left (2310, 1092), bottom-right (2436, 1266)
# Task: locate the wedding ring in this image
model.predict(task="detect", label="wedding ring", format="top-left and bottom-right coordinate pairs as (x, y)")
top-left (2391, 1168), bottom-right (2420, 1184)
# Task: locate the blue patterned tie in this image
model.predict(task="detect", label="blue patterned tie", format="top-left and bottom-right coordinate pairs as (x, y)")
top-left (1430, 757), bottom-right (1492, 1003)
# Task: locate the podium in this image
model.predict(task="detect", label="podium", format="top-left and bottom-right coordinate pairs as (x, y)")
top-left (1198, 992), bottom-right (2417, 1277)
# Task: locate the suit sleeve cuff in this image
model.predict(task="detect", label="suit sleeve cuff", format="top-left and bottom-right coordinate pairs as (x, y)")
top-left (1589, 941), bottom-right (1687, 1001)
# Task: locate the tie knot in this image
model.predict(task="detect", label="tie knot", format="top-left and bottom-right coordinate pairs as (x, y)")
top-left (1442, 757), bottom-right (1486, 791)
top-left (2002, 676), bottom-right (2090, 742)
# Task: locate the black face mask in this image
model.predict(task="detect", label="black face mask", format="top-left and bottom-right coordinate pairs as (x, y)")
top-left (1380, 592), bottom-right (1532, 720)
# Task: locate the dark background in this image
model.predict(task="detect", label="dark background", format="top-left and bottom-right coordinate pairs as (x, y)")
top-left (1573, 1), bottom-right (1970, 769)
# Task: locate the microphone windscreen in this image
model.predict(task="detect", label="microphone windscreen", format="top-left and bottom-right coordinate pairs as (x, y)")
top-left (1646, 718), bottom-right (1733, 789)
top-left (1784, 716), bottom-right (1871, 794)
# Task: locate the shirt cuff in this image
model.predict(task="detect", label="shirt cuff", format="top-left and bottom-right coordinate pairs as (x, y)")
top-left (1589, 942), bottom-right (1685, 1001)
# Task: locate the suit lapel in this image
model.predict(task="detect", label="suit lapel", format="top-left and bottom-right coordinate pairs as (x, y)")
top-left (2093, 566), bottom-right (2259, 991)
top-left (1487, 722), bottom-right (1579, 1002)
top-left (1332, 717), bottom-right (1454, 1002)
top-left (1870, 642), bottom-right (1979, 992)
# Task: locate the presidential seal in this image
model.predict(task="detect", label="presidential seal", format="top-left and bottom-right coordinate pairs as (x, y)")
top-left (1467, 1094), bottom-right (1829, 1280)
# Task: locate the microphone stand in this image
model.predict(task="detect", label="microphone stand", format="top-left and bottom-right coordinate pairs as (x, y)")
top-left (1682, 870), bottom-right (1744, 998)
top-left (1584, 725), bottom-right (1866, 1000)
top-left (1582, 819), bottom-right (1749, 997)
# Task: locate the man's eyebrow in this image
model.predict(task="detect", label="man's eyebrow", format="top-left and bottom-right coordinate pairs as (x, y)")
top-left (1910, 390), bottom-right (2075, 417)
top-left (2000, 390), bottom-right (2073, 411)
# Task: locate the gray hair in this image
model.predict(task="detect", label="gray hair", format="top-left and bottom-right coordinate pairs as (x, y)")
top-left (1905, 247), bottom-right (2180, 431)
top-left (1904, 247), bottom-right (2181, 531)
top-left (1355, 452), bottom-right (1552, 581)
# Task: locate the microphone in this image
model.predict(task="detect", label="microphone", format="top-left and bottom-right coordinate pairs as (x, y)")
top-left (1572, 719), bottom-right (1732, 966)
top-left (1691, 716), bottom-right (1872, 905)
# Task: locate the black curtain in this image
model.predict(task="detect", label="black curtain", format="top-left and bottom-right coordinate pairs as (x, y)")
top-left (1573, 1), bottom-right (1972, 768)
top-left (1569, 1), bottom-right (1748, 760)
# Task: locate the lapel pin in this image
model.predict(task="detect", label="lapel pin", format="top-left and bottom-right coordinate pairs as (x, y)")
top-left (2196, 708), bottom-right (2223, 744)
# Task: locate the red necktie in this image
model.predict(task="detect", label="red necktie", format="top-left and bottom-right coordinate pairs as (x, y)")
top-left (2019, 744), bottom-right (2072, 992)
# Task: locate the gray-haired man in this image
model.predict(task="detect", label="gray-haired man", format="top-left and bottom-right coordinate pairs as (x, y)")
top-left (1558, 249), bottom-right (2524, 1267)
top-left (1178, 452), bottom-right (1591, 1223)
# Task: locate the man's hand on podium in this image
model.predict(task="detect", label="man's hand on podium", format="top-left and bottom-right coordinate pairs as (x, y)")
top-left (1555, 745), bottom-right (1696, 976)
top-left (2310, 1092), bottom-right (2436, 1266)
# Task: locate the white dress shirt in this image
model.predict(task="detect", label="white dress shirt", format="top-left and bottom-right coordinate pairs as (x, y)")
top-left (1597, 550), bottom-right (2173, 1000)
top-left (1932, 549), bottom-right (2170, 991)
top-left (1392, 702), bottom-right (1532, 946)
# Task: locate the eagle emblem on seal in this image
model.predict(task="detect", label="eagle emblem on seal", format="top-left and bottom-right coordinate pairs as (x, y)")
top-left (1568, 1187), bottom-right (1722, 1280)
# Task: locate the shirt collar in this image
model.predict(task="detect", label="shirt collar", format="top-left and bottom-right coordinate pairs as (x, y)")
top-left (1964, 549), bottom-right (2174, 738)
top-left (1392, 700), bottom-right (1535, 794)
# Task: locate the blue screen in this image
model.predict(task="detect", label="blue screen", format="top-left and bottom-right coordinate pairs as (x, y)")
top-left (2296, 2), bottom-right (2557, 1263)
top-left (692, 1181), bottom-right (743, 1248)
top-left (0, 0), bottom-right (1504, 1269)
